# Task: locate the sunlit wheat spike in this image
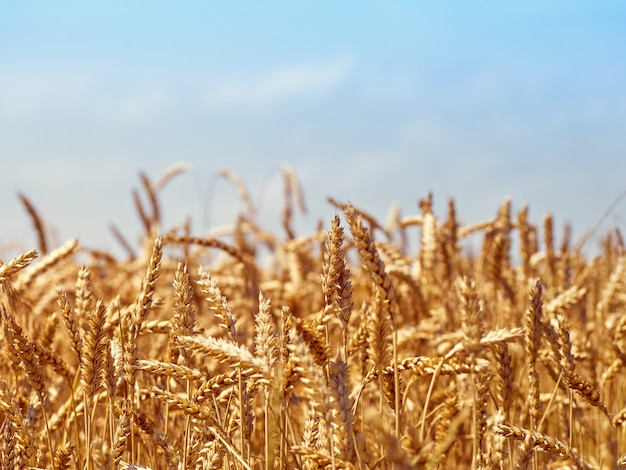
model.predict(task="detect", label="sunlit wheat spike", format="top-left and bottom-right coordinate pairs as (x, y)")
top-left (178, 335), bottom-right (271, 383)
top-left (195, 266), bottom-right (238, 339)
top-left (17, 192), bottom-right (48, 255)
top-left (14, 239), bottom-right (79, 292)
top-left (495, 423), bottom-right (584, 469)
top-left (525, 278), bottom-right (544, 430)
top-left (154, 162), bottom-right (189, 192)
top-left (218, 168), bottom-right (255, 217)
top-left (0, 250), bottom-right (38, 282)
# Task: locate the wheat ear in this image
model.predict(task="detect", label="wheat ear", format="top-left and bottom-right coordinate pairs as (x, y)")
top-left (154, 162), bottom-right (189, 191)
top-left (80, 299), bottom-right (108, 470)
top-left (218, 169), bottom-right (255, 218)
top-left (321, 214), bottom-right (353, 358)
top-left (18, 192), bottom-right (48, 254)
top-left (1, 305), bottom-right (53, 464)
top-left (164, 234), bottom-right (252, 266)
top-left (0, 378), bottom-right (31, 468)
top-left (14, 239), bottom-right (79, 293)
top-left (344, 204), bottom-right (400, 435)
top-left (196, 266), bottom-right (238, 340)
top-left (139, 171), bottom-right (161, 229)
top-left (170, 261), bottom-right (196, 364)
top-left (525, 279), bottom-right (543, 431)
top-left (110, 223), bottom-right (137, 259)
top-left (495, 423), bottom-right (584, 469)
top-left (328, 356), bottom-right (356, 464)
top-left (0, 250), bottom-right (38, 281)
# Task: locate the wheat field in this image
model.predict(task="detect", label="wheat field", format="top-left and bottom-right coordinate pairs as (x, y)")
top-left (1, 166), bottom-right (625, 470)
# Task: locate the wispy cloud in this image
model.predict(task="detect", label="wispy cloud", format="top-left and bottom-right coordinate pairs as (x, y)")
top-left (0, 69), bottom-right (96, 119)
top-left (203, 57), bottom-right (354, 108)
top-left (0, 67), bottom-right (169, 124)
top-left (0, 57), bottom-right (354, 122)
top-left (96, 88), bottom-right (170, 124)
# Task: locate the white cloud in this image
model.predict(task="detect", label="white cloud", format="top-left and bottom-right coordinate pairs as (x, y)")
top-left (203, 57), bottom-right (354, 108)
top-left (0, 66), bottom-right (172, 125)
top-left (99, 88), bottom-right (170, 123)
top-left (0, 69), bottom-right (96, 119)
top-left (0, 57), bottom-right (354, 122)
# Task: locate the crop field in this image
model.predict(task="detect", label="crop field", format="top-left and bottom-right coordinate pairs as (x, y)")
top-left (1, 166), bottom-right (625, 469)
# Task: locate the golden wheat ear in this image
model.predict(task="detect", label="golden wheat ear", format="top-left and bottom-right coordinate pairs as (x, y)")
top-left (320, 214), bottom-right (353, 359)
top-left (169, 260), bottom-right (196, 364)
top-left (525, 278), bottom-right (544, 431)
top-left (495, 423), bottom-right (584, 469)
top-left (14, 239), bottom-right (79, 293)
top-left (0, 378), bottom-right (31, 468)
top-left (218, 168), bottom-right (255, 218)
top-left (195, 266), bottom-right (238, 340)
top-left (17, 192), bottom-right (48, 255)
top-left (0, 250), bottom-right (38, 282)
top-left (154, 162), bottom-right (189, 192)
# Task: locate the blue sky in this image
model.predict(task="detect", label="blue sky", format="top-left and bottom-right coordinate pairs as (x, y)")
top-left (1, 2), bottom-right (625, 257)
